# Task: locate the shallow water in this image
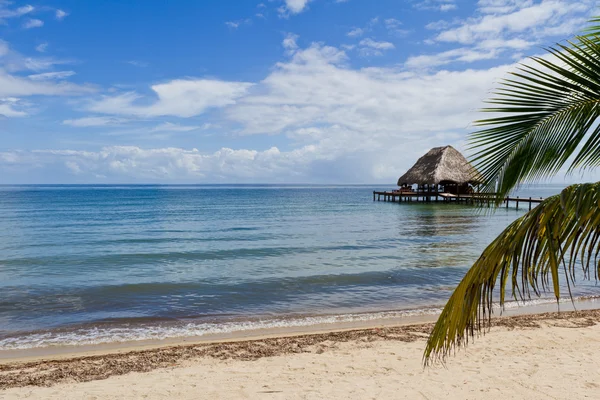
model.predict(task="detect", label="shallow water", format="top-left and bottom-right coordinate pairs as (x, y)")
top-left (0, 184), bottom-right (595, 350)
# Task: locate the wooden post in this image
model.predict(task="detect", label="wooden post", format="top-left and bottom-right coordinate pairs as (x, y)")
top-left (378, 193), bottom-right (381, 201)
top-left (529, 197), bottom-right (532, 211)
top-left (373, 191), bottom-right (376, 201)
top-left (516, 196), bottom-right (519, 210)
top-left (506, 197), bottom-right (509, 208)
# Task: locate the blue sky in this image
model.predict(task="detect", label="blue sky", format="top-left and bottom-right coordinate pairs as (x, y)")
top-left (0, 0), bottom-right (598, 183)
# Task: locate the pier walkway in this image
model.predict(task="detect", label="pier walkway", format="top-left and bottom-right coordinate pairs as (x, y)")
top-left (373, 191), bottom-right (544, 211)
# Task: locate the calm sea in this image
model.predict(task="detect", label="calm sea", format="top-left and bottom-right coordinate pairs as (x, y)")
top-left (0, 184), bottom-right (593, 350)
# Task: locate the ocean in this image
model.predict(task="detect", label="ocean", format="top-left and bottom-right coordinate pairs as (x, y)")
top-left (0, 184), bottom-right (594, 351)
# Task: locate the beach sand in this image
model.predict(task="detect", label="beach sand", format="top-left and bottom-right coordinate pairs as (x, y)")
top-left (2, 309), bottom-right (600, 399)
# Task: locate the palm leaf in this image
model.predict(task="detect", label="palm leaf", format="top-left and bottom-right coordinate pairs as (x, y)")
top-left (424, 183), bottom-right (600, 365)
top-left (469, 25), bottom-right (600, 201)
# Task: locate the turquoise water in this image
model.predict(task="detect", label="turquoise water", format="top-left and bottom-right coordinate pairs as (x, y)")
top-left (0, 184), bottom-right (591, 349)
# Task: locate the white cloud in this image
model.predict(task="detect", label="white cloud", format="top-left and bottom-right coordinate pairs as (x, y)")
top-left (0, 4), bottom-right (34, 21)
top-left (384, 18), bottom-right (402, 30)
top-left (0, 97), bottom-right (26, 117)
top-left (440, 3), bottom-right (457, 11)
top-left (1, 145), bottom-right (324, 182)
top-left (88, 79), bottom-right (253, 118)
top-left (55, 9), bottom-right (68, 20)
top-left (0, 104), bottom-right (26, 117)
top-left (359, 39), bottom-right (395, 50)
top-left (225, 18), bottom-right (251, 29)
top-left (225, 42), bottom-right (517, 150)
top-left (21, 58), bottom-right (71, 72)
top-left (0, 40), bottom-right (8, 56)
top-left (0, 68), bottom-right (92, 97)
top-left (426, 19), bottom-right (452, 30)
top-left (418, 0), bottom-right (593, 68)
top-left (358, 38), bottom-right (395, 56)
top-left (0, 39), bottom-right (89, 119)
top-left (284, 0), bottom-right (310, 13)
top-left (347, 16), bottom-right (403, 41)
top-left (23, 18), bottom-right (43, 29)
top-left (151, 122), bottom-right (200, 132)
top-left (347, 28), bottom-right (364, 37)
top-left (384, 18), bottom-right (410, 37)
top-left (405, 38), bottom-right (534, 68)
top-left (62, 116), bottom-right (129, 127)
top-left (477, 0), bottom-right (535, 14)
top-left (405, 48), bottom-right (500, 68)
top-left (478, 38), bottom-right (533, 50)
top-left (3, 40), bottom-right (533, 182)
top-left (414, 0), bottom-right (458, 11)
top-left (0, 43), bottom-right (73, 72)
top-left (2, 12), bottom-right (589, 183)
top-left (436, 0), bottom-right (588, 44)
top-left (279, 0), bottom-right (311, 17)
top-left (539, 16), bottom-right (589, 37)
top-left (283, 33), bottom-right (299, 51)
top-left (35, 42), bottom-right (48, 53)
top-left (28, 71), bottom-right (76, 80)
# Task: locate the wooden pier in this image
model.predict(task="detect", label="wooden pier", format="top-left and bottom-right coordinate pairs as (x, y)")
top-left (373, 191), bottom-right (544, 210)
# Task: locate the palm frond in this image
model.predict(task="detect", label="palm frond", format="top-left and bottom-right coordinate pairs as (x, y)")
top-left (423, 183), bottom-right (600, 365)
top-left (470, 24), bottom-right (600, 201)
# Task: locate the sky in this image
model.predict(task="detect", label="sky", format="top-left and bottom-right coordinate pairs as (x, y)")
top-left (0, 0), bottom-right (598, 184)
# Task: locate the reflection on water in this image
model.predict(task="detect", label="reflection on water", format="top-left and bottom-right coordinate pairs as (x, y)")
top-left (390, 203), bottom-right (510, 269)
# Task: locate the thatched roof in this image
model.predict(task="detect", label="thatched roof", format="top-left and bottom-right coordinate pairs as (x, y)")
top-left (397, 145), bottom-right (481, 186)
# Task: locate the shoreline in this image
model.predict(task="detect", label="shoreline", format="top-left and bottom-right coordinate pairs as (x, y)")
top-left (2, 305), bottom-right (600, 390)
top-left (2, 296), bottom-right (599, 363)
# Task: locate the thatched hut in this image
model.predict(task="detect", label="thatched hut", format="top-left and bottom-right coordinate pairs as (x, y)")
top-left (397, 146), bottom-right (481, 194)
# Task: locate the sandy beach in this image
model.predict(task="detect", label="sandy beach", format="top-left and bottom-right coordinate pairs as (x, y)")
top-left (1, 309), bottom-right (599, 399)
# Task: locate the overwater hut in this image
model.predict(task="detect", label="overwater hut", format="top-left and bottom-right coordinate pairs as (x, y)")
top-left (397, 145), bottom-right (481, 196)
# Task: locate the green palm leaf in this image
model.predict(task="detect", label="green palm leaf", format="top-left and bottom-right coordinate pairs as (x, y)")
top-left (424, 20), bottom-right (600, 364)
top-left (470, 27), bottom-right (600, 200)
top-left (424, 183), bottom-right (600, 364)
